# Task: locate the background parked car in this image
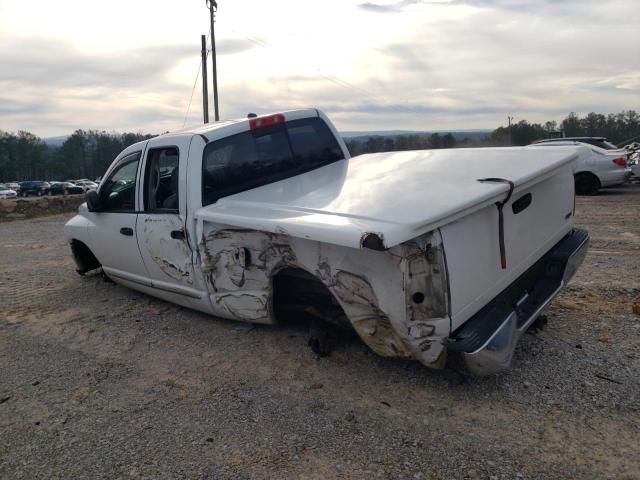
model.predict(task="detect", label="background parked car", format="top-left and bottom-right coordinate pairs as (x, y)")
top-left (5, 182), bottom-right (20, 193)
top-left (19, 181), bottom-right (50, 197)
top-left (534, 137), bottom-right (619, 150)
top-left (73, 180), bottom-right (99, 191)
top-left (0, 184), bottom-right (18, 199)
top-left (48, 182), bottom-right (85, 196)
top-left (529, 141), bottom-right (632, 195)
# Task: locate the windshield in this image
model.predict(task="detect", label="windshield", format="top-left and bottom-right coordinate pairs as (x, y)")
top-left (202, 117), bottom-right (344, 206)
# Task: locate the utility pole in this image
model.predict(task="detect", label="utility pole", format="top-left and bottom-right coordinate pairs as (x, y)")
top-left (508, 115), bottom-right (514, 146)
top-left (206, 0), bottom-right (220, 121)
top-left (201, 35), bottom-right (209, 124)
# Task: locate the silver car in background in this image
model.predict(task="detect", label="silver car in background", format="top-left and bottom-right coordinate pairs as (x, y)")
top-left (530, 141), bottom-right (632, 195)
top-left (0, 184), bottom-right (18, 199)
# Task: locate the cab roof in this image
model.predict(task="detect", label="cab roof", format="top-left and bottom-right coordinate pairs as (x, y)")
top-left (159, 108), bottom-right (320, 142)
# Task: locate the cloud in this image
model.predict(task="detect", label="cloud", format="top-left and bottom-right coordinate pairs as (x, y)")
top-left (324, 102), bottom-right (506, 115)
top-left (0, 38), bottom-right (254, 91)
top-left (0, 97), bottom-right (49, 115)
top-left (595, 73), bottom-right (640, 91)
top-left (1, 0), bottom-right (638, 137)
top-left (358, 0), bottom-right (602, 13)
top-left (358, 0), bottom-right (452, 13)
top-left (3, 52), bottom-right (180, 93)
top-left (0, 36), bottom-right (259, 135)
top-left (217, 38), bottom-right (257, 55)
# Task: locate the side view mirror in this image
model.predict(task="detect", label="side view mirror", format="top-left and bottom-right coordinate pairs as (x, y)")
top-left (85, 190), bottom-right (101, 212)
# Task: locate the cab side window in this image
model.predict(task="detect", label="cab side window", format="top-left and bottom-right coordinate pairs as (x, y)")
top-left (99, 152), bottom-right (141, 212)
top-left (143, 147), bottom-right (179, 212)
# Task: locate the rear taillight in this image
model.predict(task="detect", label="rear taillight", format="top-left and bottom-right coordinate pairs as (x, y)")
top-left (249, 113), bottom-right (285, 130)
top-left (612, 157), bottom-right (626, 167)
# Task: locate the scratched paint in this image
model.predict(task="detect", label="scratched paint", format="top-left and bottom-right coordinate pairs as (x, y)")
top-left (141, 216), bottom-right (194, 285)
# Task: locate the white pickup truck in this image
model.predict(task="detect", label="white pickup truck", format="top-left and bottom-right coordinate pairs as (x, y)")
top-left (65, 109), bottom-right (589, 375)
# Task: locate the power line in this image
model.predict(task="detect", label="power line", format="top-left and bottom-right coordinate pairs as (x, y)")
top-left (239, 33), bottom-right (378, 100)
top-left (183, 45), bottom-right (209, 127)
top-left (184, 27), bottom-right (380, 127)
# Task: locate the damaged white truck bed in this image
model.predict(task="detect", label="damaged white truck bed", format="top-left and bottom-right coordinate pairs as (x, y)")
top-left (65, 109), bottom-right (589, 375)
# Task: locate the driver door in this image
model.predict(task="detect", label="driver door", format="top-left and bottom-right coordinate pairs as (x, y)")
top-left (87, 149), bottom-right (151, 285)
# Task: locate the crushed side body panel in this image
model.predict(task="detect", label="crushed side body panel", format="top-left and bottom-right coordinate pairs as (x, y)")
top-left (197, 221), bottom-right (451, 367)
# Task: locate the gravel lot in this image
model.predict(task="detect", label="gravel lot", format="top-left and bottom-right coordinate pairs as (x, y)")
top-left (1, 185), bottom-right (639, 479)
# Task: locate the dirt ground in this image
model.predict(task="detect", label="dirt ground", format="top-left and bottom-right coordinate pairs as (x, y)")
top-left (1, 185), bottom-right (639, 479)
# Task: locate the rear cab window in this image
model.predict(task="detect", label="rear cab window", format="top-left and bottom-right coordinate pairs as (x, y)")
top-left (202, 117), bottom-right (343, 206)
top-left (143, 147), bottom-right (180, 212)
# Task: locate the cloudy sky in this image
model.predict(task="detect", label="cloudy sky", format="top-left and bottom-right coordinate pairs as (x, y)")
top-left (1, 0), bottom-right (638, 137)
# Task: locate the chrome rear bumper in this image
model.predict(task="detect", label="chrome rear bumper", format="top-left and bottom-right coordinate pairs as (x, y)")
top-left (448, 228), bottom-right (589, 375)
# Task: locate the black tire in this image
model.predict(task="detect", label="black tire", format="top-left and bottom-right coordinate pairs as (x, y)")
top-left (70, 239), bottom-right (101, 275)
top-left (575, 173), bottom-right (600, 196)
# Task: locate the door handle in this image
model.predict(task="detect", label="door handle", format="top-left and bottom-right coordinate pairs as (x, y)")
top-left (170, 230), bottom-right (185, 240)
top-left (511, 193), bottom-right (532, 215)
top-left (120, 227), bottom-right (134, 236)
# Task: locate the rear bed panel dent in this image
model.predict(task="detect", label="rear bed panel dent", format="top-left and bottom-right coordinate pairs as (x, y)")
top-left (198, 221), bottom-right (437, 361)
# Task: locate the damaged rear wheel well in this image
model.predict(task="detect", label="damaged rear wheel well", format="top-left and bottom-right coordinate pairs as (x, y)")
top-left (70, 239), bottom-right (101, 276)
top-left (272, 267), bottom-right (350, 329)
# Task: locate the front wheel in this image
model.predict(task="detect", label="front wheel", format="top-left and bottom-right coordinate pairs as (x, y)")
top-left (575, 173), bottom-right (600, 196)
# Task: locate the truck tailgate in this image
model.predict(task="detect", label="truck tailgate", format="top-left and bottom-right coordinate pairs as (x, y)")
top-left (440, 160), bottom-right (577, 330)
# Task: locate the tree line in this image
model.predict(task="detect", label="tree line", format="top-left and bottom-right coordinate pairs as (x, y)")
top-left (345, 132), bottom-right (458, 157)
top-left (1, 110), bottom-right (638, 182)
top-left (345, 110), bottom-right (640, 155)
top-left (489, 110), bottom-right (640, 147)
top-left (0, 130), bottom-right (155, 182)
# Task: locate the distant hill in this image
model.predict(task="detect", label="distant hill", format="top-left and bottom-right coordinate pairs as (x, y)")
top-left (341, 130), bottom-right (419, 138)
top-left (43, 135), bottom-right (69, 147)
top-left (340, 129), bottom-right (491, 140)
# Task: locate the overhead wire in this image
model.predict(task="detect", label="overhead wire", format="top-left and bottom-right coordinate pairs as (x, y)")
top-left (183, 28), bottom-right (380, 127)
top-left (240, 33), bottom-right (378, 100)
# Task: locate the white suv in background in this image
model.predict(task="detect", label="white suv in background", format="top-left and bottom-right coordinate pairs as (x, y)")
top-left (530, 141), bottom-right (632, 195)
